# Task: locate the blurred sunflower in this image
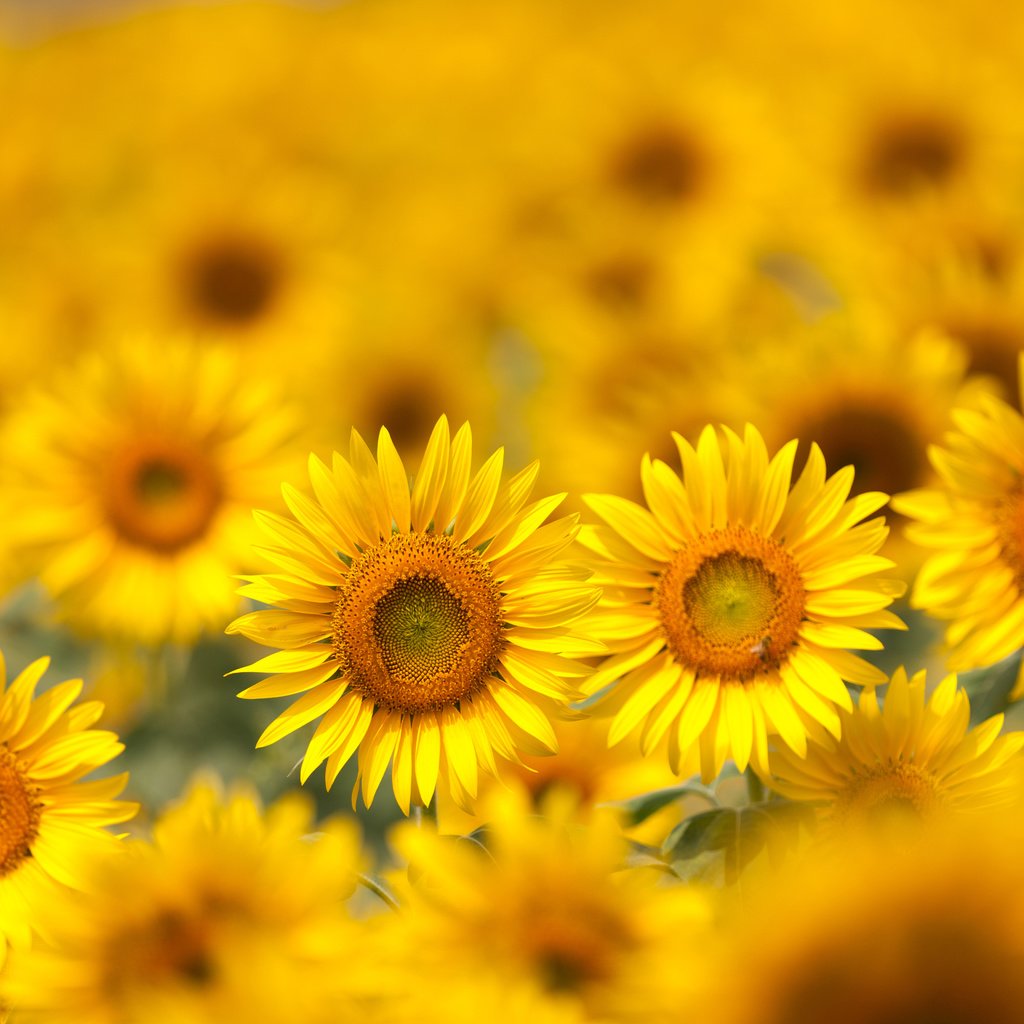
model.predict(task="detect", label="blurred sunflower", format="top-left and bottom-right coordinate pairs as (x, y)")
top-left (435, 714), bottom-right (698, 841)
top-left (4, 779), bottom-right (364, 1024)
top-left (0, 653), bottom-right (136, 966)
top-left (2, 339), bottom-right (299, 644)
top-left (704, 813), bottom-right (1024, 1024)
top-left (768, 666), bottom-right (1024, 828)
top-left (786, 0), bottom-right (1024, 223)
top-left (228, 417), bottom-right (599, 812)
top-left (756, 318), bottom-right (969, 504)
top-left (98, 149), bottom-right (353, 385)
top-left (894, 356), bottom-right (1024, 689)
top-left (389, 787), bottom-right (712, 1024)
top-left (582, 424), bottom-right (904, 782)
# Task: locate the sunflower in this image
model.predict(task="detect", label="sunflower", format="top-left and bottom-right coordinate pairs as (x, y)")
top-left (0, 651), bottom-right (136, 967)
top-left (1, 338), bottom-right (299, 645)
top-left (581, 424), bottom-right (905, 783)
top-left (768, 666), bottom-right (1024, 829)
top-left (704, 812), bottom-right (1024, 1024)
top-left (388, 786), bottom-right (713, 1024)
top-left (435, 713), bottom-right (698, 841)
top-left (227, 416), bottom-right (599, 812)
top-left (3, 779), bottom-right (366, 1024)
top-left (893, 358), bottom-right (1024, 689)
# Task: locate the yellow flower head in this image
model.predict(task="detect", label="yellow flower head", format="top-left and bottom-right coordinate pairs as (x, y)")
top-left (0, 652), bottom-right (136, 964)
top-left (389, 785), bottom-right (712, 1024)
top-left (1, 338), bottom-right (300, 644)
top-left (581, 423), bottom-right (905, 782)
top-left (768, 666), bottom-right (1024, 828)
top-left (894, 354), bottom-right (1024, 687)
top-left (704, 811), bottom-right (1024, 1024)
top-left (228, 416), bottom-right (599, 812)
top-left (4, 778), bottom-right (364, 1024)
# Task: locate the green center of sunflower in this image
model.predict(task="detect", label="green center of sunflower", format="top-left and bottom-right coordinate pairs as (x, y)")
top-left (656, 526), bottom-right (806, 680)
top-left (333, 534), bottom-right (505, 714)
top-left (373, 577), bottom-right (472, 683)
top-left (684, 552), bottom-right (780, 648)
top-left (0, 746), bottom-right (42, 878)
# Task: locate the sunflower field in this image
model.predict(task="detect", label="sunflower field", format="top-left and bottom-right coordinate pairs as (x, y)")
top-left (2, 0), bottom-right (1024, 1020)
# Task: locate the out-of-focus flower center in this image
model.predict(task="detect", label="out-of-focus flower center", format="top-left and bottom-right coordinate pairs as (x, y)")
top-left (104, 439), bottom-right (222, 553)
top-left (861, 113), bottom-right (964, 197)
top-left (104, 907), bottom-right (216, 997)
top-left (834, 761), bottom-right (941, 826)
top-left (182, 234), bottom-right (282, 325)
top-left (610, 125), bottom-right (705, 207)
top-left (656, 527), bottom-right (806, 679)
top-left (791, 401), bottom-right (925, 497)
top-left (333, 534), bottom-right (504, 714)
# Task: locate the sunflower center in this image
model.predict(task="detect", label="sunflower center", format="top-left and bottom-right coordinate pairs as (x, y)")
top-left (793, 402), bottom-right (926, 497)
top-left (183, 234), bottom-right (281, 325)
top-left (0, 747), bottom-right (42, 878)
top-left (611, 125), bottom-right (704, 206)
top-left (994, 487), bottom-right (1024, 589)
top-left (656, 527), bottom-right (806, 680)
top-left (583, 255), bottom-right (653, 312)
top-left (835, 761), bottom-right (940, 825)
top-left (862, 114), bottom-right (964, 197)
top-left (942, 317), bottom-right (1023, 397)
top-left (104, 439), bottom-right (223, 553)
top-left (511, 889), bottom-right (638, 997)
top-left (105, 908), bottom-right (216, 997)
top-left (332, 534), bottom-right (504, 714)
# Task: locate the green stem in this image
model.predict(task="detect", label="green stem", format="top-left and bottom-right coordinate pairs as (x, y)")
top-left (746, 769), bottom-right (765, 806)
top-left (355, 873), bottom-right (400, 912)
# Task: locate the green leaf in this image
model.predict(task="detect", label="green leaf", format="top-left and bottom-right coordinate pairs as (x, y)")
top-left (603, 778), bottom-right (719, 826)
top-left (960, 649), bottom-right (1023, 724)
top-left (662, 808), bottom-right (740, 861)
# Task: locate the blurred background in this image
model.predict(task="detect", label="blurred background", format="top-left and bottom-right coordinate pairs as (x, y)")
top-left (1, 0), bottom-right (1021, 844)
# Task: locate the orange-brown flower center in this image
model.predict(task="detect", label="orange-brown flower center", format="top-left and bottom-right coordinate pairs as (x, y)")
top-left (0, 746), bottom-right (42, 878)
top-left (103, 437), bottom-right (223, 553)
top-left (182, 233), bottom-right (282, 326)
top-left (941, 316), bottom-right (1024, 398)
top-left (656, 526), bottom-right (806, 680)
top-left (861, 113), bottom-right (965, 197)
top-left (834, 761), bottom-right (941, 826)
top-left (104, 906), bottom-right (218, 1000)
top-left (332, 533), bottom-right (504, 714)
top-left (493, 881), bottom-right (639, 998)
top-left (610, 125), bottom-right (705, 207)
top-left (792, 400), bottom-right (926, 498)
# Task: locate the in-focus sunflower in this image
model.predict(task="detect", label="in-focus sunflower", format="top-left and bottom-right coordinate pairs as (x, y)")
top-left (703, 812), bottom-right (1024, 1024)
top-left (893, 355), bottom-right (1024, 689)
top-left (388, 786), bottom-right (712, 1024)
top-left (0, 652), bottom-right (136, 966)
top-left (768, 666), bottom-right (1024, 829)
top-left (228, 416), bottom-right (599, 812)
top-left (581, 424), bottom-right (904, 782)
top-left (1, 338), bottom-right (299, 644)
top-left (4, 779), bottom-right (365, 1024)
